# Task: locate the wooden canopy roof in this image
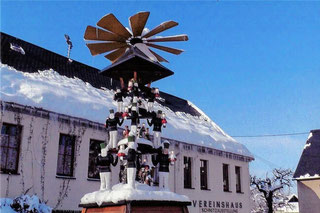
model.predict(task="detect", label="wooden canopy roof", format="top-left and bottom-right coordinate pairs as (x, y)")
top-left (99, 46), bottom-right (174, 85)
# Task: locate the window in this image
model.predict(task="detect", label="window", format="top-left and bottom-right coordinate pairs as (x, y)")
top-left (1, 123), bottom-right (22, 174)
top-left (223, 164), bottom-right (230, 192)
top-left (183, 144), bottom-right (192, 151)
top-left (56, 134), bottom-right (75, 177)
top-left (200, 159), bottom-right (208, 190)
top-left (197, 147), bottom-right (206, 153)
top-left (87, 139), bottom-right (103, 179)
top-left (184, 156), bottom-right (192, 188)
top-left (235, 166), bottom-right (242, 193)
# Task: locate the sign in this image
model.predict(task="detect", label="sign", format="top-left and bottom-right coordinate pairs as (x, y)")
top-left (192, 200), bottom-right (243, 213)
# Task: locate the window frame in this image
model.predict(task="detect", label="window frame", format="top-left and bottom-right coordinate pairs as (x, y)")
top-left (1, 123), bottom-right (22, 174)
top-left (87, 139), bottom-right (104, 179)
top-left (235, 166), bottom-right (242, 193)
top-left (56, 133), bottom-right (76, 177)
top-left (183, 156), bottom-right (193, 189)
top-left (200, 159), bottom-right (208, 190)
top-left (223, 163), bottom-right (230, 192)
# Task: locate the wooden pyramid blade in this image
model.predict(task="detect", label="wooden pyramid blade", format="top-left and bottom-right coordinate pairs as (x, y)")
top-left (129, 12), bottom-right (150, 37)
top-left (104, 47), bottom-right (127, 63)
top-left (97, 13), bottom-right (132, 39)
top-left (86, 42), bottom-right (128, 56)
top-left (149, 49), bottom-right (169, 63)
top-left (142, 21), bottom-right (178, 38)
top-left (146, 43), bottom-right (184, 55)
top-left (84, 26), bottom-right (125, 42)
top-left (146, 34), bottom-right (189, 42)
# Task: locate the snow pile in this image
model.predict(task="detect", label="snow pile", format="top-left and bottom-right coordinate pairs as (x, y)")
top-left (307, 132), bottom-right (313, 140)
top-left (80, 182), bottom-right (189, 205)
top-left (0, 195), bottom-right (52, 213)
top-left (0, 199), bottom-right (15, 213)
top-left (303, 143), bottom-right (311, 150)
top-left (0, 63), bottom-right (252, 157)
top-left (303, 132), bottom-right (313, 150)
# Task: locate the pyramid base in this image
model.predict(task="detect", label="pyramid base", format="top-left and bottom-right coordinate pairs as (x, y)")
top-left (79, 200), bottom-right (191, 213)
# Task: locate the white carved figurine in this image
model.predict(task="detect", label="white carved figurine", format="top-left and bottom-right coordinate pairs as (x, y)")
top-left (114, 88), bottom-right (124, 113)
top-left (147, 110), bottom-right (167, 148)
top-left (125, 132), bottom-right (137, 189)
top-left (96, 144), bottom-right (118, 190)
top-left (105, 109), bottom-right (124, 149)
top-left (152, 140), bottom-right (175, 190)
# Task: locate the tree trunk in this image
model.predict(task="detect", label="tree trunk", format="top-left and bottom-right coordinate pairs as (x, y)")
top-left (267, 193), bottom-right (273, 213)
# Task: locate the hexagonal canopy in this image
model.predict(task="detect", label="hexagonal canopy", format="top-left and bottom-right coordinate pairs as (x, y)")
top-left (99, 46), bottom-right (174, 85)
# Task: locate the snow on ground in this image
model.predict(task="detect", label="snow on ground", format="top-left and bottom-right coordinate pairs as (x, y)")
top-left (0, 195), bottom-right (52, 213)
top-left (0, 63), bottom-right (252, 157)
top-left (80, 182), bottom-right (189, 205)
top-left (0, 199), bottom-right (15, 213)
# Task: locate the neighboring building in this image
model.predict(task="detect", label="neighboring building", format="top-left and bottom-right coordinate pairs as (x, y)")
top-left (275, 194), bottom-right (299, 213)
top-left (293, 129), bottom-right (320, 213)
top-left (0, 32), bottom-right (254, 213)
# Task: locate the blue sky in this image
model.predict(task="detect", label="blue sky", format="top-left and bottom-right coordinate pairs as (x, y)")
top-left (1, 1), bottom-right (320, 179)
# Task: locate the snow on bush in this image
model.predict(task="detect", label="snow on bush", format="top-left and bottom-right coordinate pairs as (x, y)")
top-left (0, 195), bottom-right (52, 213)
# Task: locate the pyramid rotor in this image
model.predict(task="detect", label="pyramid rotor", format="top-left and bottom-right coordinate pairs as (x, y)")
top-left (84, 11), bottom-right (188, 64)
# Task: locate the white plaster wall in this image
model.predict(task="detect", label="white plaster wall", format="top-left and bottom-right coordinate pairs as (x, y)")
top-left (1, 109), bottom-right (251, 213)
top-left (171, 145), bottom-right (250, 213)
top-left (0, 110), bottom-right (119, 210)
top-left (297, 179), bottom-right (320, 213)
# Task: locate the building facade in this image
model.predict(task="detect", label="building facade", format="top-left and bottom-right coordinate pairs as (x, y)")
top-left (293, 129), bottom-right (320, 213)
top-left (1, 101), bottom-right (252, 212)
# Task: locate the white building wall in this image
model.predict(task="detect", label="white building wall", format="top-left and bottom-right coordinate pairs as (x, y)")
top-left (0, 103), bottom-right (252, 213)
top-left (0, 106), bottom-right (116, 210)
top-left (297, 179), bottom-right (320, 213)
top-left (172, 144), bottom-right (250, 213)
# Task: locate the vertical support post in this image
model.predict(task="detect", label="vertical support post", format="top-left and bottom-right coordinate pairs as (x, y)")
top-left (133, 71), bottom-right (137, 81)
top-left (120, 77), bottom-right (125, 89)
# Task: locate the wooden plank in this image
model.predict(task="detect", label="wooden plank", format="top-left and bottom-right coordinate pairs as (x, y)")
top-left (86, 42), bottom-right (127, 56)
top-left (104, 47), bottom-right (127, 63)
top-left (84, 26), bottom-right (125, 42)
top-left (146, 43), bottom-right (184, 55)
top-left (85, 205), bottom-right (126, 213)
top-left (129, 12), bottom-right (150, 37)
top-left (142, 21), bottom-right (178, 38)
top-left (97, 13), bottom-right (131, 39)
top-left (146, 35), bottom-right (188, 42)
top-left (182, 206), bottom-right (189, 213)
top-left (132, 206), bottom-right (182, 213)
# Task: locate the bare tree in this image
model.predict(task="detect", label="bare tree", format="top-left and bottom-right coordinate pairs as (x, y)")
top-left (250, 168), bottom-right (293, 213)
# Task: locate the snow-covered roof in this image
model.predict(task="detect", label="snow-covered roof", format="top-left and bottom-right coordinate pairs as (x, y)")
top-left (294, 129), bottom-right (320, 179)
top-left (287, 194), bottom-right (298, 203)
top-left (0, 32), bottom-right (253, 158)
